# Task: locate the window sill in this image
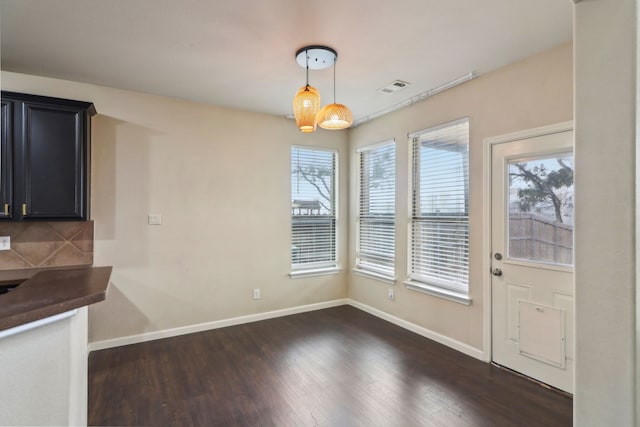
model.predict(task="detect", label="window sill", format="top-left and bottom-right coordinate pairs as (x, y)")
top-left (403, 280), bottom-right (472, 306)
top-left (289, 267), bottom-right (342, 279)
top-left (353, 268), bottom-right (396, 285)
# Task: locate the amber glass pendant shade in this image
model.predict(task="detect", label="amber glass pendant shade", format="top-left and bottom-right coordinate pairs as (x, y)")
top-left (317, 103), bottom-right (353, 130)
top-left (293, 85), bottom-right (321, 133)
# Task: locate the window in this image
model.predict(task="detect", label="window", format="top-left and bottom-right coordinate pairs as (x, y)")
top-left (408, 118), bottom-right (469, 298)
top-left (508, 153), bottom-right (574, 266)
top-left (356, 140), bottom-right (395, 280)
top-left (291, 146), bottom-right (338, 272)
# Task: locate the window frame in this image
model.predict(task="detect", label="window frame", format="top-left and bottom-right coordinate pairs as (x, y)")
top-left (354, 139), bottom-right (396, 283)
top-left (289, 145), bottom-right (339, 276)
top-left (405, 117), bottom-right (471, 304)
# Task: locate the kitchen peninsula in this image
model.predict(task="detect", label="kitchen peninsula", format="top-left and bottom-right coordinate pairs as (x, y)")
top-left (0, 266), bottom-right (111, 426)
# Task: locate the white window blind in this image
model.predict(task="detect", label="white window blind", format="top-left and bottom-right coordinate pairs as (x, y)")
top-left (357, 141), bottom-right (395, 277)
top-left (409, 118), bottom-right (469, 294)
top-left (291, 146), bottom-right (337, 270)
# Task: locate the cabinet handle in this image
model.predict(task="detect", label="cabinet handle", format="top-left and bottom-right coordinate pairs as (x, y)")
top-left (3, 204), bottom-right (7, 216)
top-left (22, 204), bottom-right (27, 216)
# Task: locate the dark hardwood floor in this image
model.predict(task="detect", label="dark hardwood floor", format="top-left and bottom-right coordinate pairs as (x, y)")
top-left (88, 305), bottom-right (572, 426)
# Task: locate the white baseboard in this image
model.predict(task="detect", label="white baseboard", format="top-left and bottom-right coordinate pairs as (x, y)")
top-left (88, 298), bottom-right (349, 352)
top-left (347, 299), bottom-right (484, 361)
top-left (89, 298), bottom-right (484, 362)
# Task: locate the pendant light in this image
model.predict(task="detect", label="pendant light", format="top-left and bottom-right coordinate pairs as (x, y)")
top-left (292, 46), bottom-right (337, 133)
top-left (317, 54), bottom-right (352, 130)
top-left (292, 48), bottom-right (321, 133)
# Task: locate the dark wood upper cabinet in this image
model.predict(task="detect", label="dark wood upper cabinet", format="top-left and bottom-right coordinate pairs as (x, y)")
top-left (0, 91), bottom-right (96, 221)
top-left (0, 99), bottom-right (14, 219)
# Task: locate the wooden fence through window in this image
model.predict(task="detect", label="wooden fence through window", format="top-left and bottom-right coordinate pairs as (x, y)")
top-left (509, 212), bottom-right (573, 265)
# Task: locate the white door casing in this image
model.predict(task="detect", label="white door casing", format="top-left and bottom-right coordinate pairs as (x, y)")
top-left (485, 123), bottom-right (574, 393)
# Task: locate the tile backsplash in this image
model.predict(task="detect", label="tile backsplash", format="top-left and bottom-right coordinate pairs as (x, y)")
top-left (0, 221), bottom-right (93, 270)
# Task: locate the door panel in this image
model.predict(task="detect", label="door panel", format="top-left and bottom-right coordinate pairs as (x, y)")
top-left (506, 282), bottom-right (531, 340)
top-left (20, 101), bottom-right (85, 219)
top-left (491, 129), bottom-right (574, 393)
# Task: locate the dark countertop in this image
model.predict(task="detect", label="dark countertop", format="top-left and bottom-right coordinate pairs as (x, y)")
top-left (0, 266), bottom-right (112, 332)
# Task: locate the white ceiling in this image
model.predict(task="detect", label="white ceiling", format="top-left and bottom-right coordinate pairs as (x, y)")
top-left (0, 0), bottom-right (572, 123)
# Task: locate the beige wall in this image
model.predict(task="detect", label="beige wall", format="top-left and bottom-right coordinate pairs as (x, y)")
top-left (1, 71), bottom-right (350, 343)
top-left (574, 0), bottom-right (637, 424)
top-left (347, 42), bottom-right (573, 352)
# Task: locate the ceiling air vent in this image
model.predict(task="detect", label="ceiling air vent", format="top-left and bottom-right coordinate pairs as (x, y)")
top-left (377, 80), bottom-right (412, 94)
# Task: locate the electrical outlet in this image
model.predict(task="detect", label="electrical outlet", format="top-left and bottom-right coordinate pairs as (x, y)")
top-left (0, 236), bottom-right (9, 251)
top-left (253, 288), bottom-right (261, 300)
top-left (388, 288), bottom-right (394, 300)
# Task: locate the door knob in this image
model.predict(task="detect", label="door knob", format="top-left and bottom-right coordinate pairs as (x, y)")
top-left (492, 268), bottom-right (503, 276)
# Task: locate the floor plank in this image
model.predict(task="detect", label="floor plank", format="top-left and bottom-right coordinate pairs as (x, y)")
top-left (88, 305), bottom-right (572, 426)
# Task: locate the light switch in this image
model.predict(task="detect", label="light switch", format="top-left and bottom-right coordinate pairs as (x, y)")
top-left (148, 214), bottom-right (162, 225)
top-left (0, 236), bottom-right (10, 251)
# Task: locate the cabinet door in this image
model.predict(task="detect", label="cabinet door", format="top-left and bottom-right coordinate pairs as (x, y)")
top-left (17, 101), bottom-right (87, 220)
top-left (0, 99), bottom-right (13, 219)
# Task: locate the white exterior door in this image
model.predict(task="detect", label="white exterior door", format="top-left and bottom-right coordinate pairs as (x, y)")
top-left (490, 125), bottom-right (574, 393)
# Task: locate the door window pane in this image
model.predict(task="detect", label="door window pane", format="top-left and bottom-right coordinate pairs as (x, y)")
top-left (508, 154), bottom-right (574, 266)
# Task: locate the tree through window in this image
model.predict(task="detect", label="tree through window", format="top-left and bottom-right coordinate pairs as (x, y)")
top-left (291, 147), bottom-right (337, 270)
top-left (508, 154), bottom-right (574, 265)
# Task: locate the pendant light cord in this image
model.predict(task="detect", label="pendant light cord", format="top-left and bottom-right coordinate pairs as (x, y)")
top-left (333, 56), bottom-right (337, 103)
top-left (305, 50), bottom-right (310, 89)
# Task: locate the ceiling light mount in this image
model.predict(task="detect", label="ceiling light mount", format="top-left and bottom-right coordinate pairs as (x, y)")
top-left (295, 45), bottom-right (337, 70)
